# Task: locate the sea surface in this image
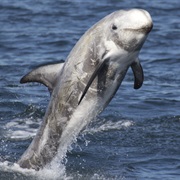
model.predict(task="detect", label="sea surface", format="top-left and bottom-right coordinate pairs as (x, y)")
top-left (0, 0), bottom-right (179, 179)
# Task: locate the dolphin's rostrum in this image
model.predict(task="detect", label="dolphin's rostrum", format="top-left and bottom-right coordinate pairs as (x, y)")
top-left (18, 9), bottom-right (153, 170)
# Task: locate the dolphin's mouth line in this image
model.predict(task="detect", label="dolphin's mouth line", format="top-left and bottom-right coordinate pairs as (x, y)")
top-left (124, 24), bottom-right (153, 34)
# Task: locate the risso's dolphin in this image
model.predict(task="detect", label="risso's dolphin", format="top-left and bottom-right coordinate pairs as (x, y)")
top-left (18, 9), bottom-right (153, 170)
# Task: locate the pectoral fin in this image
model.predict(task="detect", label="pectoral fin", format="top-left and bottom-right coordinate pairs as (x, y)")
top-left (78, 60), bottom-right (107, 105)
top-left (20, 62), bottom-right (64, 92)
top-left (131, 58), bottom-right (144, 89)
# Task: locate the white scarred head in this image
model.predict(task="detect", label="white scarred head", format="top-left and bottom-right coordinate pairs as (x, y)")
top-left (104, 9), bottom-right (153, 52)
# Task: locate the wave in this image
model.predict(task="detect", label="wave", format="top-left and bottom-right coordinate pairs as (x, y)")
top-left (84, 119), bottom-right (134, 134)
top-left (5, 118), bottom-right (40, 140)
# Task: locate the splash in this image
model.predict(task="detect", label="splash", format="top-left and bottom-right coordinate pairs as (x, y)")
top-left (1, 102), bottom-right (133, 179)
top-left (0, 161), bottom-right (69, 180)
top-left (1, 117), bottom-right (68, 179)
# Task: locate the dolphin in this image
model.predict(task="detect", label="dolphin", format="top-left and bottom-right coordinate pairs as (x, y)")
top-left (17, 9), bottom-right (153, 170)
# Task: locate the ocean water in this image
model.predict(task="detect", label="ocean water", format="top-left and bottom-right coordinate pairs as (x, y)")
top-left (0, 0), bottom-right (179, 179)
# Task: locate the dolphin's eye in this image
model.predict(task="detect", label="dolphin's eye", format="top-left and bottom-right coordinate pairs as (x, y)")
top-left (112, 24), bottom-right (117, 30)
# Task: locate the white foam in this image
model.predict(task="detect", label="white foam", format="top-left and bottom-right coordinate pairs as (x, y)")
top-left (0, 161), bottom-right (37, 177)
top-left (38, 164), bottom-right (69, 180)
top-left (5, 117), bottom-right (41, 140)
top-left (0, 161), bottom-right (69, 180)
top-left (84, 119), bottom-right (134, 134)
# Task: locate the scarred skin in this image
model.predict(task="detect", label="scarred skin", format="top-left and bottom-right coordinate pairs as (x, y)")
top-left (18, 9), bottom-right (153, 170)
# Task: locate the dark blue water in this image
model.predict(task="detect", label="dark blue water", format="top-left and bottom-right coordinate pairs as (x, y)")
top-left (0, 0), bottom-right (179, 179)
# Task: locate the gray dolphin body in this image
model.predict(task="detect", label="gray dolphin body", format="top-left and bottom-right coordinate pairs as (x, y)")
top-left (18, 9), bottom-right (153, 170)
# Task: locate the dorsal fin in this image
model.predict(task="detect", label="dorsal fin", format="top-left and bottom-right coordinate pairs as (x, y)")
top-left (20, 62), bottom-right (64, 92)
top-left (131, 58), bottom-right (144, 89)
